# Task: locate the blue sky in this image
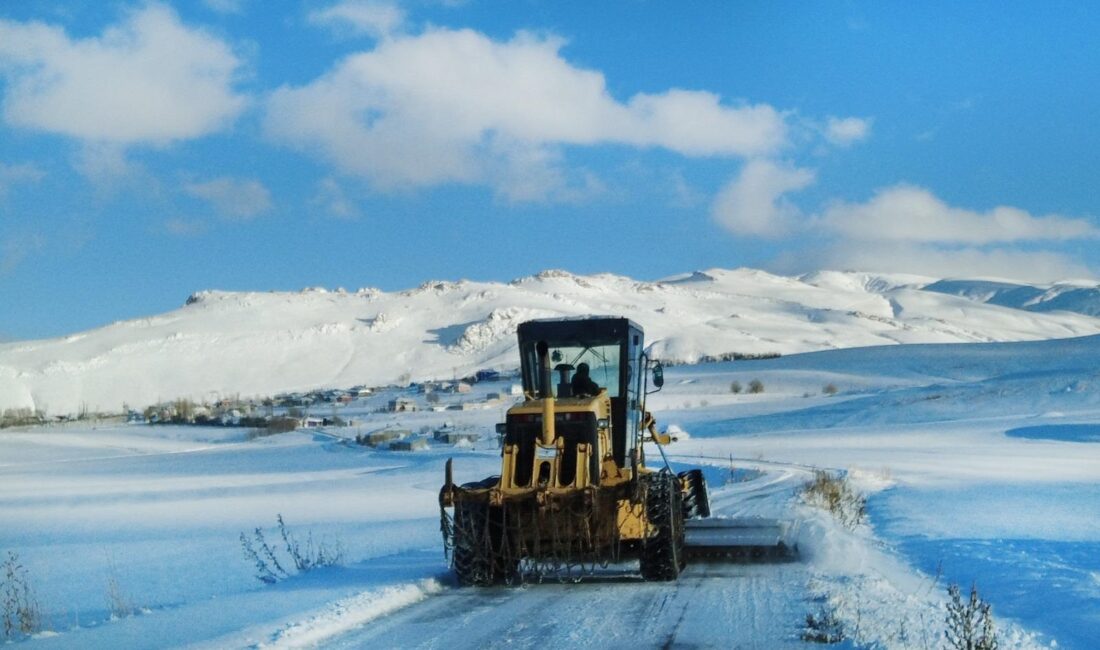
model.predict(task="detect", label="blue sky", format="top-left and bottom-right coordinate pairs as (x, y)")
top-left (1, 1), bottom-right (1098, 340)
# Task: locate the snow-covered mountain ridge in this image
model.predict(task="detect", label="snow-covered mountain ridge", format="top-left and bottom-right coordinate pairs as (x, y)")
top-left (4, 267), bottom-right (1100, 415)
top-left (924, 278), bottom-right (1100, 316)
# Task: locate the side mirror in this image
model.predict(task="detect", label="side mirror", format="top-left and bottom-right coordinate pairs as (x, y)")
top-left (652, 361), bottom-right (664, 388)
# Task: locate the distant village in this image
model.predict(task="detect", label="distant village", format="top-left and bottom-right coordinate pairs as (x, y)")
top-left (1, 368), bottom-right (525, 452)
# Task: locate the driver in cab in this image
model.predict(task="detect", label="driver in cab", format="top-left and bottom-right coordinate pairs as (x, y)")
top-left (571, 362), bottom-right (600, 397)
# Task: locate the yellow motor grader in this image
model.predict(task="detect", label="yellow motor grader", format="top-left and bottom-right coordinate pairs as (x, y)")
top-left (439, 316), bottom-right (789, 585)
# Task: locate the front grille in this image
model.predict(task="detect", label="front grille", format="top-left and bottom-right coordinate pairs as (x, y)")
top-left (506, 414), bottom-right (597, 487)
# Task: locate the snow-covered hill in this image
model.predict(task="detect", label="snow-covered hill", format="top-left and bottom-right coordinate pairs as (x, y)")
top-left (3, 267), bottom-right (1100, 415)
top-left (924, 278), bottom-right (1100, 316)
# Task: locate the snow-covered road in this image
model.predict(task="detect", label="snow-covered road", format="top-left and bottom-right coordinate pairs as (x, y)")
top-left (327, 563), bottom-right (813, 649)
top-left (323, 458), bottom-right (813, 649)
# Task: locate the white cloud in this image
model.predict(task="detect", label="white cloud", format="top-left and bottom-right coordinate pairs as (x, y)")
top-left (185, 177), bottom-right (272, 220)
top-left (0, 4), bottom-right (247, 144)
top-left (0, 232), bottom-right (45, 275)
top-left (710, 159), bottom-right (815, 237)
top-left (265, 28), bottom-right (789, 198)
top-left (163, 218), bottom-right (207, 237)
top-left (714, 165), bottom-right (1097, 281)
top-left (72, 143), bottom-right (149, 191)
top-left (822, 185), bottom-right (1098, 244)
top-left (308, 1), bottom-right (405, 39)
top-left (0, 162), bottom-right (44, 198)
top-left (311, 178), bottom-right (360, 220)
top-left (203, 0), bottom-right (246, 14)
top-left (624, 89), bottom-right (788, 156)
top-left (667, 169), bottom-right (705, 209)
top-left (483, 135), bottom-right (607, 203)
top-left (824, 116), bottom-right (872, 147)
top-left (813, 242), bottom-right (1093, 284)
top-left (485, 138), bottom-right (569, 203)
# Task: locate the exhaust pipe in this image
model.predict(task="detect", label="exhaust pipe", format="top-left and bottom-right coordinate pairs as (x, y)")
top-left (537, 341), bottom-right (555, 447)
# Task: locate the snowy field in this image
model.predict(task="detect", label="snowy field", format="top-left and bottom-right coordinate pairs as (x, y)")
top-left (2, 335), bottom-right (1099, 648)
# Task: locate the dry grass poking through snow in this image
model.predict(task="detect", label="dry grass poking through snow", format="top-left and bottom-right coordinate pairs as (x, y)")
top-left (240, 515), bottom-right (345, 584)
top-left (801, 470), bottom-right (867, 529)
top-left (1, 551), bottom-right (42, 640)
top-left (801, 606), bottom-right (845, 644)
top-left (104, 553), bottom-right (138, 620)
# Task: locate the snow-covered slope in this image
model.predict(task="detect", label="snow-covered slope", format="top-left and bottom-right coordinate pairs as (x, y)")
top-left (4, 268), bottom-right (1100, 415)
top-left (924, 278), bottom-right (1100, 316)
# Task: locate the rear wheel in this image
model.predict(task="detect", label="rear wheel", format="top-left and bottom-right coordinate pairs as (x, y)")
top-left (679, 469), bottom-right (711, 519)
top-left (640, 471), bottom-right (685, 581)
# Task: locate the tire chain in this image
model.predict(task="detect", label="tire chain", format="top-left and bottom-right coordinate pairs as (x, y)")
top-left (640, 471), bottom-right (684, 581)
top-left (441, 489), bottom-right (632, 585)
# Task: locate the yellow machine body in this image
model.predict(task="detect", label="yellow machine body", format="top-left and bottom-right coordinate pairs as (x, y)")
top-left (439, 316), bottom-right (703, 585)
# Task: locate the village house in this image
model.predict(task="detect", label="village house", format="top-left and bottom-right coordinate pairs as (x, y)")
top-left (433, 424), bottom-right (481, 445)
top-left (417, 381), bottom-right (442, 394)
top-left (388, 397), bottom-right (419, 412)
top-left (436, 429), bottom-right (481, 445)
top-left (357, 428), bottom-right (409, 447)
top-left (389, 438), bottom-right (429, 452)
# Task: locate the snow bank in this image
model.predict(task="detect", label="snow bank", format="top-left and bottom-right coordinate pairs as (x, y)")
top-left (798, 504), bottom-right (1052, 650)
top-left (261, 579), bottom-right (444, 648)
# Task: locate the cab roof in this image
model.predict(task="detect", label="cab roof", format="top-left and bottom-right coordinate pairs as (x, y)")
top-left (516, 316), bottom-right (643, 344)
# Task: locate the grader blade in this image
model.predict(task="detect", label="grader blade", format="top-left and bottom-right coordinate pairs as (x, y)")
top-left (683, 517), bottom-right (797, 562)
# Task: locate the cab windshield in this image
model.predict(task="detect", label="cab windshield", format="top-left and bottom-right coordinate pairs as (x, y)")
top-left (522, 340), bottom-right (622, 398)
top-left (551, 343), bottom-right (620, 397)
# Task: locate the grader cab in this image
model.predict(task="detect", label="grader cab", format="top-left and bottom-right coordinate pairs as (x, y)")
top-left (439, 316), bottom-right (788, 585)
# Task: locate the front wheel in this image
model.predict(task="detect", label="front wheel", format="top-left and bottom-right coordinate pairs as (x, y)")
top-left (452, 502), bottom-right (517, 586)
top-left (452, 502), bottom-right (494, 586)
top-left (639, 471), bottom-right (685, 581)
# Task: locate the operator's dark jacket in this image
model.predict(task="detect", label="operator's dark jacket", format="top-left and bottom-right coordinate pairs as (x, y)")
top-left (571, 365), bottom-right (599, 396)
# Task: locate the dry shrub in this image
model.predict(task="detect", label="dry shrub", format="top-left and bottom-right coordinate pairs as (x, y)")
top-left (802, 607), bottom-right (845, 644)
top-left (945, 583), bottom-right (998, 650)
top-left (1, 552), bottom-right (41, 640)
top-left (801, 470), bottom-right (866, 529)
top-left (240, 515), bottom-right (345, 584)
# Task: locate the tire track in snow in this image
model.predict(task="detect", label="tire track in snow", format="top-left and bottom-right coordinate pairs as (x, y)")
top-left (326, 563), bottom-right (814, 649)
